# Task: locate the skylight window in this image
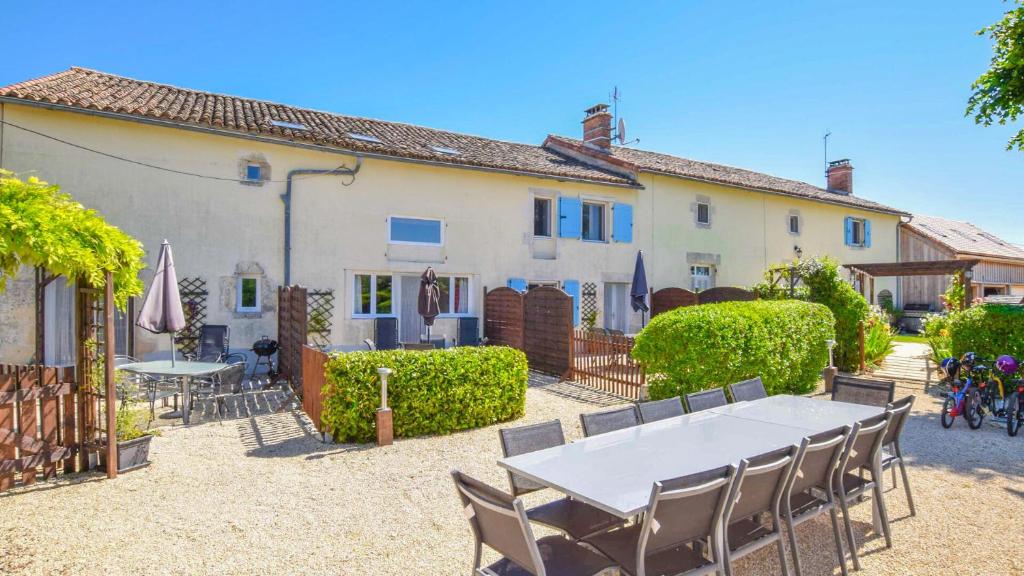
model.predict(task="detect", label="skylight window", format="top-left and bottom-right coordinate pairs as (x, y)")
top-left (347, 132), bottom-right (382, 144)
top-left (430, 145), bottom-right (459, 155)
top-left (951, 230), bottom-right (977, 242)
top-left (270, 119), bottom-right (308, 130)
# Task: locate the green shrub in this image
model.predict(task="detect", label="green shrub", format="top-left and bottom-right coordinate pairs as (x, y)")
top-left (923, 313), bottom-right (952, 364)
top-left (863, 308), bottom-right (895, 368)
top-left (632, 300), bottom-right (835, 400)
top-left (947, 304), bottom-right (1024, 360)
top-left (798, 257), bottom-right (870, 372)
top-left (321, 346), bottom-right (528, 443)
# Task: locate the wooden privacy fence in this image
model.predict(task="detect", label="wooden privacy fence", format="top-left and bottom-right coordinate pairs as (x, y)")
top-left (650, 286), bottom-right (757, 317)
top-left (278, 285), bottom-right (309, 386)
top-left (570, 330), bottom-right (645, 399)
top-left (301, 345), bottom-right (330, 439)
top-left (484, 286), bottom-right (573, 377)
top-left (0, 365), bottom-right (91, 492)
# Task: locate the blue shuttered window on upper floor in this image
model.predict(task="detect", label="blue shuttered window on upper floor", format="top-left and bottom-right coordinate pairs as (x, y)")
top-left (562, 280), bottom-right (581, 326)
top-left (844, 216), bottom-right (872, 248)
top-left (507, 278), bottom-right (528, 292)
top-left (558, 197), bottom-right (582, 238)
top-left (612, 203), bottom-right (633, 243)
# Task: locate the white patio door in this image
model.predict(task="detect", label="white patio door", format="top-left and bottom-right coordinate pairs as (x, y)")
top-left (604, 282), bottom-right (629, 333)
top-left (43, 277), bottom-right (76, 366)
top-left (399, 275), bottom-right (424, 343)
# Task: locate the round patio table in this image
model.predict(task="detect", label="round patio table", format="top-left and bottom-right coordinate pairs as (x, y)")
top-left (118, 361), bottom-right (229, 425)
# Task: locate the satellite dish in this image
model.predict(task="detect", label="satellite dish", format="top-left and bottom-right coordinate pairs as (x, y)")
top-left (617, 118), bottom-right (627, 144)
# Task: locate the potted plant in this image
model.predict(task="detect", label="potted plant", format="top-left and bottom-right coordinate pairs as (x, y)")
top-left (100, 377), bottom-right (156, 473)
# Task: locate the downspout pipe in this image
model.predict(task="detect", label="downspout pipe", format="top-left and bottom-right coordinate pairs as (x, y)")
top-left (281, 157), bottom-right (363, 285)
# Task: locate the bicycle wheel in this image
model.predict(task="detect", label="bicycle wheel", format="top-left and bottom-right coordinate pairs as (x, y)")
top-left (1008, 393), bottom-right (1022, 437)
top-left (941, 397), bottom-right (956, 429)
top-left (966, 388), bottom-right (984, 430)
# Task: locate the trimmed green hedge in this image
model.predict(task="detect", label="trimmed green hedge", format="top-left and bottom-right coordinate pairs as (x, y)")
top-left (321, 346), bottom-right (528, 443)
top-left (947, 304), bottom-right (1024, 360)
top-left (632, 300), bottom-right (835, 400)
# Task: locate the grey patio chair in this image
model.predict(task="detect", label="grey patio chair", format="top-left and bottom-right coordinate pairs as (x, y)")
top-left (833, 413), bottom-right (893, 571)
top-left (580, 405), bottom-right (640, 437)
top-left (782, 427), bottom-right (851, 576)
top-left (191, 360), bottom-right (247, 421)
top-left (881, 396), bottom-right (916, 517)
top-left (498, 420), bottom-right (624, 540)
top-left (189, 324), bottom-right (230, 362)
top-left (584, 466), bottom-right (735, 576)
top-left (831, 375), bottom-right (895, 407)
top-left (637, 396), bottom-right (685, 423)
top-left (722, 446), bottom-right (799, 576)
top-left (729, 377), bottom-right (767, 402)
top-left (685, 388), bottom-right (728, 413)
top-left (450, 470), bottom-right (618, 576)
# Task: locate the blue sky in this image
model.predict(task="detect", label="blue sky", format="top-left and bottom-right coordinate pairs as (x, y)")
top-left (3, 1), bottom-right (1022, 242)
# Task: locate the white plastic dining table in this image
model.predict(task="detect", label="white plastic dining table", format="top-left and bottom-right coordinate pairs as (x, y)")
top-left (499, 395), bottom-right (887, 529)
top-left (117, 361), bottom-right (229, 425)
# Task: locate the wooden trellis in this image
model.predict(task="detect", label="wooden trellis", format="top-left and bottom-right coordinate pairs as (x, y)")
top-left (175, 277), bottom-right (208, 356)
top-left (580, 282), bottom-right (598, 327)
top-left (307, 290), bottom-right (335, 351)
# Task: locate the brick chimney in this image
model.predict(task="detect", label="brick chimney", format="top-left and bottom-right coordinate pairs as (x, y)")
top-left (826, 159), bottom-right (853, 195)
top-left (582, 103), bottom-right (612, 151)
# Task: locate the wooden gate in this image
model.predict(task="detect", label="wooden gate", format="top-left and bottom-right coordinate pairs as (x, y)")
top-left (523, 287), bottom-right (573, 377)
top-left (483, 288), bottom-right (524, 349)
top-left (0, 365), bottom-right (83, 491)
top-left (301, 346), bottom-right (329, 439)
top-left (570, 330), bottom-right (645, 399)
top-left (277, 285), bottom-right (308, 386)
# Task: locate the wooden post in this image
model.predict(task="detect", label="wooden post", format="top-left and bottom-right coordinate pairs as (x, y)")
top-left (869, 277), bottom-right (876, 305)
top-left (104, 272), bottom-right (117, 479)
top-left (963, 273), bottom-right (973, 309)
top-left (858, 320), bottom-right (866, 374)
top-left (376, 367), bottom-right (393, 446)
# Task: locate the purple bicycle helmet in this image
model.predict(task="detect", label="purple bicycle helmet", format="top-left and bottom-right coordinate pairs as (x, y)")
top-left (996, 355), bottom-right (1019, 376)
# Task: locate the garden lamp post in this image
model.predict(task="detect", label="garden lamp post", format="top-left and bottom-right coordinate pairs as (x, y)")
top-left (376, 367), bottom-right (393, 446)
top-left (824, 339), bottom-right (838, 393)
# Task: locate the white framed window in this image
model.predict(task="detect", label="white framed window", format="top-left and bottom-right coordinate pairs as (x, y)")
top-left (581, 201), bottom-right (606, 241)
top-left (528, 281), bottom-right (559, 291)
top-left (236, 276), bottom-right (261, 313)
top-left (691, 265), bottom-right (714, 292)
top-left (696, 202), bottom-right (711, 226)
top-left (534, 197), bottom-right (552, 237)
top-left (389, 216), bottom-right (443, 245)
top-left (437, 275), bottom-right (471, 315)
top-left (353, 274), bottom-right (394, 317)
top-left (850, 218), bottom-right (866, 246)
top-left (788, 213), bottom-right (801, 235)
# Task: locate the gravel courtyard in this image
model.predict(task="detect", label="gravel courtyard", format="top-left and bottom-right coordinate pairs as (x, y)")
top-left (2, 377), bottom-right (1023, 576)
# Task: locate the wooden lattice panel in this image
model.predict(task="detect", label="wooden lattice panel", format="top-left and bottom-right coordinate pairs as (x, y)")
top-left (581, 282), bottom-right (598, 327)
top-left (307, 290), bottom-right (334, 351)
top-left (176, 277), bottom-right (208, 357)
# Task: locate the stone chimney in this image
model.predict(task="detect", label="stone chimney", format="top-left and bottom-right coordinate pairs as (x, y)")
top-left (826, 159), bottom-right (853, 195)
top-left (582, 103), bottom-right (612, 151)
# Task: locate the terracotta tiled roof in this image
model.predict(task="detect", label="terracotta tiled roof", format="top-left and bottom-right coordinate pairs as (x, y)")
top-left (0, 67), bottom-right (636, 187)
top-left (545, 135), bottom-right (905, 215)
top-left (905, 214), bottom-right (1024, 261)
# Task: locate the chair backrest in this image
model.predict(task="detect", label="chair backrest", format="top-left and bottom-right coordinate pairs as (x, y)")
top-left (729, 377), bottom-right (767, 402)
top-left (726, 446), bottom-right (797, 521)
top-left (685, 387), bottom-right (728, 413)
top-left (637, 397), bottom-right (685, 423)
top-left (451, 470), bottom-right (543, 575)
top-left (215, 363), bottom-right (246, 393)
top-left (198, 325), bottom-right (230, 361)
top-left (580, 405), bottom-right (640, 437)
top-left (883, 395), bottom-right (914, 447)
top-left (363, 338), bottom-right (377, 351)
top-left (831, 375), bottom-right (895, 407)
top-left (457, 317), bottom-right (480, 347)
top-left (374, 317), bottom-right (400, 350)
top-left (787, 427), bottom-right (849, 496)
top-left (840, 413), bottom-right (891, 474)
top-left (642, 465), bottom-right (735, 553)
top-left (499, 420), bottom-right (566, 496)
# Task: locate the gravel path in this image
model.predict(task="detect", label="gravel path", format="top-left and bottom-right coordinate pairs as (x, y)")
top-left (2, 378), bottom-right (1023, 575)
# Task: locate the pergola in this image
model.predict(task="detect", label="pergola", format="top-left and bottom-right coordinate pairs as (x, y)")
top-left (843, 259), bottom-right (980, 309)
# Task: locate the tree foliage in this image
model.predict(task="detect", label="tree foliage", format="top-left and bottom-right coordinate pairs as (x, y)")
top-left (0, 170), bottom-right (144, 308)
top-left (967, 1), bottom-right (1024, 151)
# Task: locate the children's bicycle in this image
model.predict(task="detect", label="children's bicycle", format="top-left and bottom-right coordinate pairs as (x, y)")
top-left (1006, 381), bottom-right (1024, 437)
top-left (939, 356), bottom-right (983, 429)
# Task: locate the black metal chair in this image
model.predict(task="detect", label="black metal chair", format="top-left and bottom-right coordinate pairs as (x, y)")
top-left (499, 420), bottom-right (625, 540)
top-left (451, 470), bottom-right (618, 576)
top-left (188, 324), bottom-right (230, 362)
top-left (831, 375), bottom-right (895, 407)
top-left (685, 388), bottom-right (728, 413)
top-left (729, 377), bottom-right (767, 402)
top-left (580, 405), bottom-right (640, 437)
top-left (637, 397), bottom-right (685, 423)
top-left (374, 317), bottom-right (400, 350)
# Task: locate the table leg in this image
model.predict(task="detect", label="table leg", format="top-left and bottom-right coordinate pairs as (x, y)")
top-left (182, 376), bottom-right (192, 425)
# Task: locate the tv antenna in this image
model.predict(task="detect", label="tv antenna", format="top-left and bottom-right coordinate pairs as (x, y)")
top-left (610, 86), bottom-right (639, 146)
top-left (823, 129), bottom-right (832, 177)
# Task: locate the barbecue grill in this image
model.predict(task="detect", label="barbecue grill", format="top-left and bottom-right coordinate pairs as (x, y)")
top-left (251, 336), bottom-right (278, 379)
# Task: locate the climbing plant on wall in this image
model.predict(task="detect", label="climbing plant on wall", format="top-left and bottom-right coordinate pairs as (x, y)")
top-left (0, 170), bottom-right (144, 307)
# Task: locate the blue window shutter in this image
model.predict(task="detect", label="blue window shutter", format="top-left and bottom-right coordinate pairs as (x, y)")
top-left (558, 197), bottom-right (582, 238)
top-left (563, 280), bottom-right (581, 326)
top-left (864, 219), bottom-right (872, 247)
top-left (612, 203), bottom-right (633, 243)
top-left (507, 278), bottom-right (527, 292)
top-left (844, 217), bottom-right (853, 246)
